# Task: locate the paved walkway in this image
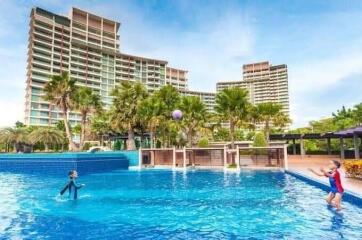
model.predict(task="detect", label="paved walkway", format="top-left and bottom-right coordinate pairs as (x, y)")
top-left (288, 155), bottom-right (362, 196)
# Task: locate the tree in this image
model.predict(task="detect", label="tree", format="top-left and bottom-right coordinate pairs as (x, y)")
top-left (110, 81), bottom-right (148, 150)
top-left (43, 72), bottom-right (78, 151)
top-left (90, 112), bottom-right (112, 146)
top-left (153, 85), bottom-right (180, 147)
top-left (215, 87), bottom-right (250, 149)
top-left (213, 128), bottom-right (230, 142)
top-left (332, 106), bottom-right (355, 130)
top-left (353, 103), bottom-right (362, 125)
top-left (253, 132), bottom-right (267, 147)
top-left (198, 138), bottom-right (209, 147)
top-left (73, 86), bottom-right (102, 149)
top-left (178, 96), bottom-right (207, 147)
top-left (0, 127), bottom-right (29, 152)
top-left (15, 121), bottom-right (25, 129)
top-left (155, 85), bottom-right (180, 115)
top-left (29, 127), bottom-right (65, 151)
top-left (138, 96), bottom-right (164, 148)
top-left (253, 102), bottom-right (290, 142)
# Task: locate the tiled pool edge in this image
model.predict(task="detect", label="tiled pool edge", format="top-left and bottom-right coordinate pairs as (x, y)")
top-left (0, 151), bottom-right (139, 175)
top-left (286, 170), bottom-right (362, 207)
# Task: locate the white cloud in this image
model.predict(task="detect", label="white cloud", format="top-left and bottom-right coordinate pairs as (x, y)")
top-left (290, 53), bottom-right (362, 93)
top-left (289, 50), bottom-right (362, 127)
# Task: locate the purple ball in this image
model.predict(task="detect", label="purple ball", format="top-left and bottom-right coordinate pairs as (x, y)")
top-left (172, 110), bottom-right (183, 120)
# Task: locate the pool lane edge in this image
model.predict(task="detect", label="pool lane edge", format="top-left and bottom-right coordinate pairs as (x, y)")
top-left (286, 170), bottom-right (362, 207)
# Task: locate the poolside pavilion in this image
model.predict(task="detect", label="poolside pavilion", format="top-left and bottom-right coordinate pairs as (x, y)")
top-left (270, 126), bottom-right (362, 160)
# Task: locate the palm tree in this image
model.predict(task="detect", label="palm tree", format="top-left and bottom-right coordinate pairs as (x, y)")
top-left (29, 127), bottom-right (65, 152)
top-left (90, 111), bottom-right (112, 146)
top-left (43, 72), bottom-right (78, 151)
top-left (154, 85), bottom-right (180, 147)
top-left (138, 96), bottom-right (164, 148)
top-left (215, 87), bottom-right (250, 149)
top-left (110, 81), bottom-right (148, 150)
top-left (73, 87), bottom-right (102, 149)
top-left (253, 102), bottom-right (290, 142)
top-left (0, 127), bottom-right (29, 152)
top-left (178, 96), bottom-right (207, 147)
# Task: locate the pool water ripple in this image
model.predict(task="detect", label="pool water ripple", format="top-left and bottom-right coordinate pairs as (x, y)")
top-left (1, 170), bottom-right (362, 239)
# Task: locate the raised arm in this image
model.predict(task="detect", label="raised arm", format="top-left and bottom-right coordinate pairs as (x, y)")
top-left (308, 168), bottom-right (325, 177)
top-left (73, 180), bottom-right (85, 189)
top-left (320, 168), bottom-right (333, 177)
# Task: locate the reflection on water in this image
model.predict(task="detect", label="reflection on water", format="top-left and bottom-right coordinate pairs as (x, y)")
top-left (0, 174), bottom-right (33, 237)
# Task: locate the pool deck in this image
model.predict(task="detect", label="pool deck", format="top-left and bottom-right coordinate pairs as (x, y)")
top-left (288, 155), bottom-right (362, 196)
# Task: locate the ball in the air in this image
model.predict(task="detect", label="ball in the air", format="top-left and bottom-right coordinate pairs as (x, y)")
top-left (172, 110), bottom-right (182, 120)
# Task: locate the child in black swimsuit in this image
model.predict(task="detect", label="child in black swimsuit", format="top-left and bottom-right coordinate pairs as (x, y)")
top-left (60, 170), bottom-right (85, 200)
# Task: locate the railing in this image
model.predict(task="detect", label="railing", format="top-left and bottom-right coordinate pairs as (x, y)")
top-left (238, 147), bottom-right (286, 169)
top-left (139, 145), bottom-right (288, 170)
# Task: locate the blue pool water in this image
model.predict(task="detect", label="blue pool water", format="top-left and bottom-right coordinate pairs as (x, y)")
top-left (1, 170), bottom-right (362, 239)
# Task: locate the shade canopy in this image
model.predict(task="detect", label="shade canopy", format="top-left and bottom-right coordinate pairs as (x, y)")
top-left (270, 126), bottom-right (362, 141)
top-left (335, 126), bottom-right (362, 136)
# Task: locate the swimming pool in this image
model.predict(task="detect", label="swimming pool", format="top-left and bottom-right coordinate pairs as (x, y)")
top-left (1, 170), bottom-right (362, 239)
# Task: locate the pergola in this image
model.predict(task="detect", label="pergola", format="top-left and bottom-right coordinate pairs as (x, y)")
top-left (270, 126), bottom-right (362, 159)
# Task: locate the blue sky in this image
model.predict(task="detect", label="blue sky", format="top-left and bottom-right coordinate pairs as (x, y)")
top-left (1, 0), bottom-right (362, 128)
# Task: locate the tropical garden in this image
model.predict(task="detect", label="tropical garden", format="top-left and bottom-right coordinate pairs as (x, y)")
top-left (290, 105), bottom-right (362, 154)
top-left (0, 72), bottom-right (299, 153)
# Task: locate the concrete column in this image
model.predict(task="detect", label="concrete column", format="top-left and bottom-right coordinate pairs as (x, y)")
top-left (236, 146), bottom-right (240, 170)
top-left (339, 138), bottom-right (345, 160)
top-left (284, 144), bottom-right (289, 170)
top-left (223, 146), bottom-right (227, 170)
top-left (138, 148), bottom-right (142, 169)
top-left (292, 139), bottom-right (296, 155)
top-left (354, 133), bottom-right (360, 159)
top-left (327, 138), bottom-right (331, 155)
top-left (172, 147), bottom-right (176, 169)
top-left (183, 147), bottom-right (186, 170)
top-left (300, 138), bottom-right (305, 156)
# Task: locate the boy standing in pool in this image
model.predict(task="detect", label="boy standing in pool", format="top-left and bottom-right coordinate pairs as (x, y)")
top-left (60, 170), bottom-right (85, 200)
top-left (309, 160), bottom-right (344, 211)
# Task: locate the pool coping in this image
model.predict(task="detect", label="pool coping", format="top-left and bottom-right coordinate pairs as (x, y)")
top-left (286, 170), bottom-right (362, 207)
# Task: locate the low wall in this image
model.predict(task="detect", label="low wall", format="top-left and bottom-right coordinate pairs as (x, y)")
top-left (0, 151), bottom-right (138, 175)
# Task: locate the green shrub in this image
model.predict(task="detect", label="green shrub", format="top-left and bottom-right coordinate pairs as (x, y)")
top-left (253, 132), bottom-right (267, 147)
top-left (83, 142), bottom-right (91, 151)
top-left (198, 138), bottom-right (209, 147)
top-left (113, 140), bottom-right (122, 151)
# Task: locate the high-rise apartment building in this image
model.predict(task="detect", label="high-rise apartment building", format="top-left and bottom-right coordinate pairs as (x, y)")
top-left (166, 67), bottom-right (188, 90)
top-left (216, 61), bottom-right (290, 115)
top-left (179, 89), bottom-right (216, 112)
top-left (25, 7), bottom-right (187, 126)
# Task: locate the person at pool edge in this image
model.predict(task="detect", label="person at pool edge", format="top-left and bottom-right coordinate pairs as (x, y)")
top-left (60, 170), bottom-right (85, 200)
top-left (308, 160), bottom-right (344, 211)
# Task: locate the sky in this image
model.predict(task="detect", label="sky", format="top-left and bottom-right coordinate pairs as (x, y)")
top-left (1, 0), bottom-right (362, 128)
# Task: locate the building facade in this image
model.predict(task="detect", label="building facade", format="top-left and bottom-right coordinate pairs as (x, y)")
top-left (25, 7), bottom-right (190, 126)
top-left (216, 61), bottom-right (290, 116)
top-left (165, 67), bottom-right (188, 90)
top-left (179, 89), bottom-right (216, 112)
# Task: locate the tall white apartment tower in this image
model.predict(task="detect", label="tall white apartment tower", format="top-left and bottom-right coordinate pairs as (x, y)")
top-left (25, 7), bottom-right (178, 126)
top-left (216, 61), bottom-right (290, 116)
